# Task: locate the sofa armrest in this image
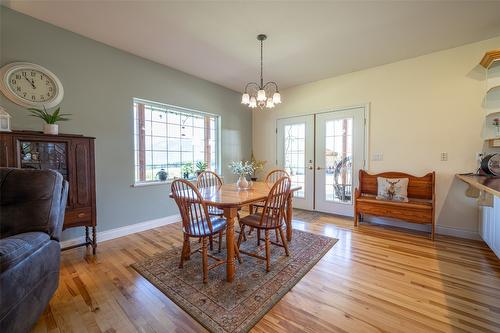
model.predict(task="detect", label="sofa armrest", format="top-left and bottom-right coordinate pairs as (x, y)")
top-left (53, 179), bottom-right (69, 241)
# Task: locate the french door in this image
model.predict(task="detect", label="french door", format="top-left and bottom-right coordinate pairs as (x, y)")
top-left (276, 116), bottom-right (314, 210)
top-left (276, 106), bottom-right (366, 216)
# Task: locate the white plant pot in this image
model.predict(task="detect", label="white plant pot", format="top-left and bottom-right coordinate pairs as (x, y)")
top-left (236, 175), bottom-right (249, 190)
top-left (43, 124), bottom-right (59, 135)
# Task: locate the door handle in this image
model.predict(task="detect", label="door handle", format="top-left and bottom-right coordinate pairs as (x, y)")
top-left (316, 166), bottom-right (323, 170)
top-left (308, 165), bottom-right (313, 170)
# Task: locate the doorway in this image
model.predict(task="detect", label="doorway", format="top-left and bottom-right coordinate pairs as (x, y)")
top-left (276, 106), bottom-right (367, 216)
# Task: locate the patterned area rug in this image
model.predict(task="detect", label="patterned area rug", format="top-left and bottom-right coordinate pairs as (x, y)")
top-left (132, 227), bottom-right (338, 333)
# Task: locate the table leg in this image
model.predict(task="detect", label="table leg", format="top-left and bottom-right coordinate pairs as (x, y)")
top-left (286, 195), bottom-right (293, 241)
top-left (224, 207), bottom-right (238, 282)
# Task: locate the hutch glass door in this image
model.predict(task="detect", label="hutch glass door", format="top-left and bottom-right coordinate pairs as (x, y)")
top-left (19, 140), bottom-right (69, 180)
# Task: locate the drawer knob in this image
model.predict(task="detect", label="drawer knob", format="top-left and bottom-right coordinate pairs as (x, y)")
top-left (77, 213), bottom-right (86, 218)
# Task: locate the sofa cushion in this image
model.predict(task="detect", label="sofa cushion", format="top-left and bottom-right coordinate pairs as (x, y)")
top-left (0, 239), bottom-right (60, 333)
top-left (0, 232), bottom-right (50, 273)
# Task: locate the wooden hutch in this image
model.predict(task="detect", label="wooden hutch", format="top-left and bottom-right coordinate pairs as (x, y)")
top-left (0, 130), bottom-right (97, 254)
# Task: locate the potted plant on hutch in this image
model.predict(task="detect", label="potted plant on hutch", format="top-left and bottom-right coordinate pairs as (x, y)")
top-left (28, 106), bottom-right (70, 135)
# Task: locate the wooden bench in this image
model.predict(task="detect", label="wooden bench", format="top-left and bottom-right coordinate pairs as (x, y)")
top-left (354, 170), bottom-right (436, 240)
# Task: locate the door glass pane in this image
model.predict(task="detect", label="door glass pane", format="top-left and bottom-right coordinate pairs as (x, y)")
top-left (324, 118), bottom-right (352, 203)
top-left (284, 123), bottom-right (305, 198)
top-left (19, 141), bottom-right (68, 180)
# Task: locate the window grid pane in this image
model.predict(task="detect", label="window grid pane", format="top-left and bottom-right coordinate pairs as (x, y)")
top-left (133, 99), bottom-right (219, 182)
top-left (283, 123), bottom-right (306, 198)
top-left (325, 118), bottom-right (353, 203)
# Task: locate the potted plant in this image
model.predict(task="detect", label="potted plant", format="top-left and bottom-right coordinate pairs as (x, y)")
top-left (156, 168), bottom-right (168, 181)
top-left (195, 161), bottom-right (208, 176)
top-left (181, 162), bottom-right (193, 179)
top-left (28, 106), bottom-right (71, 135)
top-left (249, 152), bottom-right (266, 181)
top-left (228, 160), bottom-right (254, 190)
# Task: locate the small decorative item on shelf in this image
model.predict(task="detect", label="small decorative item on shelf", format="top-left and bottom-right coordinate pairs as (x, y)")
top-left (229, 160), bottom-right (254, 190)
top-left (156, 168), bottom-right (168, 181)
top-left (0, 106), bottom-right (12, 132)
top-left (493, 118), bottom-right (500, 137)
top-left (195, 161), bottom-right (208, 176)
top-left (27, 106), bottom-right (71, 135)
top-left (250, 152), bottom-right (266, 181)
top-left (181, 162), bottom-right (193, 179)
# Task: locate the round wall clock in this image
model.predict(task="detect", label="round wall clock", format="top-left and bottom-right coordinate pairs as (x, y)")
top-left (0, 62), bottom-right (64, 109)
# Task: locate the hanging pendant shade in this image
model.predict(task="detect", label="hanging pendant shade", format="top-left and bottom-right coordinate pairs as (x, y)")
top-left (241, 34), bottom-right (281, 110)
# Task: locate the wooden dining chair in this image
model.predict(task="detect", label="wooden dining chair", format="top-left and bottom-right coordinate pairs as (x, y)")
top-left (171, 179), bottom-right (241, 283)
top-left (237, 176), bottom-right (291, 272)
top-left (197, 170), bottom-right (246, 251)
top-left (249, 169), bottom-right (289, 243)
top-left (197, 171), bottom-right (224, 251)
top-left (251, 169), bottom-right (289, 214)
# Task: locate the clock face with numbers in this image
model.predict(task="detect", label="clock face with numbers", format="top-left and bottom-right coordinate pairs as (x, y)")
top-left (0, 62), bottom-right (64, 108)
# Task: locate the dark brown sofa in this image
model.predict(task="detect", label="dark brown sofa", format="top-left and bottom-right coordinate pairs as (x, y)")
top-left (0, 168), bottom-right (68, 333)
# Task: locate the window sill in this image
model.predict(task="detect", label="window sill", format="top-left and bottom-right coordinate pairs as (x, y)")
top-left (131, 178), bottom-right (198, 188)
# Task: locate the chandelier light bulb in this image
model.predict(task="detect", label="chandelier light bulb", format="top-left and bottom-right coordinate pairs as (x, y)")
top-left (249, 96), bottom-right (257, 108)
top-left (241, 93), bottom-right (250, 104)
top-left (272, 92), bottom-right (281, 104)
top-left (266, 98), bottom-right (275, 108)
top-left (257, 89), bottom-right (266, 102)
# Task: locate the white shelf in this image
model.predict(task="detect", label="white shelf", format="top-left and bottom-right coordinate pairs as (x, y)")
top-left (485, 108), bottom-right (500, 117)
top-left (487, 76), bottom-right (500, 93)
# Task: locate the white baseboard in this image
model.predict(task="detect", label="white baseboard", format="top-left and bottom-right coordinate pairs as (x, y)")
top-left (435, 225), bottom-right (480, 240)
top-left (60, 214), bottom-right (181, 248)
top-left (363, 216), bottom-right (480, 240)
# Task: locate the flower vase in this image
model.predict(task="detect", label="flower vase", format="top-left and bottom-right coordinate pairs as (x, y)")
top-left (496, 126), bottom-right (500, 138)
top-left (236, 175), bottom-right (249, 190)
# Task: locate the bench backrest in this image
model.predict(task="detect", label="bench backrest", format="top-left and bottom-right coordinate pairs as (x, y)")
top-left (358, 170), bottom-right (435, 200)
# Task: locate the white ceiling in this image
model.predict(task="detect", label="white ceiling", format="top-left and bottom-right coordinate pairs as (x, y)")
top-left (4, 1), bottom-right (500, 92)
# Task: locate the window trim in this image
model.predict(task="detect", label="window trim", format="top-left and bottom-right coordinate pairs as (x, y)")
top-left (131, 98), bottom-right (221, 186)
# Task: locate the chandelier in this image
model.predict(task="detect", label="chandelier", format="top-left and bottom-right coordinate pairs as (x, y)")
top-left (241, 34), bottom-right (281, 109)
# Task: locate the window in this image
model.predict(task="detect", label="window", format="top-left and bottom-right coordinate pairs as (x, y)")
top-left (133, 98), bottom-right (219, 183)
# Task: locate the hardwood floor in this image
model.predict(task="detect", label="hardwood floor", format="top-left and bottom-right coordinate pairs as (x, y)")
top-left (32, 210), bottom-right (500, 333)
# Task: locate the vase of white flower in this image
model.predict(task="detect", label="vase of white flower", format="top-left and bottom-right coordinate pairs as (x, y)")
top-left (229, 161), bottom-right (254, 190)
top-left (237, 175), bottom-right (249, 189)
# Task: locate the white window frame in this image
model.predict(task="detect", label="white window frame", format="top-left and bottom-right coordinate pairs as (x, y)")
top-left (132, 98), bottom-right (221, 186)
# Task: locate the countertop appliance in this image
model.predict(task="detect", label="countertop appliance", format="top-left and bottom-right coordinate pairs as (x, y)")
top-left (480, 153), bottom-right (500, 176)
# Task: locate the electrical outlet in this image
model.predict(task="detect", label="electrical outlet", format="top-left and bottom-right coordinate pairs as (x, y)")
top-left (440, 152), bottom-right (448, 161)
top-left (371, 153), bottom-right (383, 161)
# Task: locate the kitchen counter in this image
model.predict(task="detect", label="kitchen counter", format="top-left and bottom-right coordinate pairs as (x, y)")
top-left (456, 174), bottom-right (500, 259)
top-left (456, 174), bottom-right (500, 197)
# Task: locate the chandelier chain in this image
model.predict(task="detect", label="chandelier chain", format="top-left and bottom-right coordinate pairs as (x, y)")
top-left (260, 39), bottom-right (264, 87)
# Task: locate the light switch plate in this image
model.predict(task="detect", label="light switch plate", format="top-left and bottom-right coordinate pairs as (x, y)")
top-left (372, 153), bottom-right (383, 161)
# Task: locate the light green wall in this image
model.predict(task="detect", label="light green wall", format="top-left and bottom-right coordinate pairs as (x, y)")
top-left (0, 7), bottom-right (252, 239)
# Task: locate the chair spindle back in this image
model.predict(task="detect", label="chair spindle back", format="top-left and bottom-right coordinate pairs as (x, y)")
top-left (265, 169), bottom-right (289, 185)
top-left (260, 176), bottom-right (291, 228)
top-left (197, 171), bottom-right (223, 190)
top-left (171, 179), bottom-right (213, 236)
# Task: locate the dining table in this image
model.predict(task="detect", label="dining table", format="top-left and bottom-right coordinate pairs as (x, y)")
top-left (189, 181), bottom-right (301, 282)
